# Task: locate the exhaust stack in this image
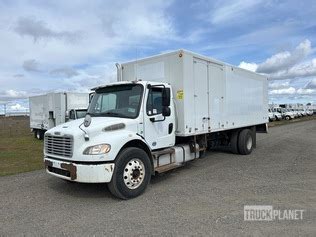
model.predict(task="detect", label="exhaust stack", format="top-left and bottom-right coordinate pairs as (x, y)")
top-left (115, 63), bottom-right (122, 82)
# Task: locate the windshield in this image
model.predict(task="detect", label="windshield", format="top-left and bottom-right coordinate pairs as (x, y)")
top-left (88, 84), bottom-right (143, 118)
top-left (76, 109), bottom-right (87, 119)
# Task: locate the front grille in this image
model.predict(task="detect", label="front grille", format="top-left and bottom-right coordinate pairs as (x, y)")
top-left (45, 134), bottom-right (73, 158)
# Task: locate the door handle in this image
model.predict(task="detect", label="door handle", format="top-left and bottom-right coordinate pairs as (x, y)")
top-left (168, 123), bottom-right (173, 134)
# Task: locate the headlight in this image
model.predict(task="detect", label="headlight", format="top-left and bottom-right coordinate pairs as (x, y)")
top-left (83, 144), bottom-right (111, 155)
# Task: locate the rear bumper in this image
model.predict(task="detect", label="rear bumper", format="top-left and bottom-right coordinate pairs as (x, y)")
top-left (44, 157), bottom-right (115, 183)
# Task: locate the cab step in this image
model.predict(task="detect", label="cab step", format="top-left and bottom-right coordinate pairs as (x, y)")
top-left (155, 163), bottom-right (182, 173)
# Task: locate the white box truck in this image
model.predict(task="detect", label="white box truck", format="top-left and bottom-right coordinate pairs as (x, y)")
top-left (44, 50), bottom-right (268, 199)
top-left (30, 92), bottom-right (89, 139)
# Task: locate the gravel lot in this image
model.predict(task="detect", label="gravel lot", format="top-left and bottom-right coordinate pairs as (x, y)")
top-left (0, 120), bottom-right (315, 236)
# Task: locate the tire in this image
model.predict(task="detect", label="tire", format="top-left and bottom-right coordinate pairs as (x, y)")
top-left (230, 130), bottom-right (239, 154)
top-left (36, 130), bottom-right (44, 140)
top-left (237, 129), bottom-right (253, 155)
top-left (108, 147), bottom-right (151, 199)
top-left (285, 116), bottom-right (290, 121)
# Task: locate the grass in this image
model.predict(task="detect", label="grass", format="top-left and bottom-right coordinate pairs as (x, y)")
top-left (0, 134), bottom-right (44, 176)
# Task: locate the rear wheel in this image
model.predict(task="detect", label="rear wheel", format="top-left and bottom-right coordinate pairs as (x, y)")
top-left (35, 130), bottom-right (43, 140)
top-left (238, 129), bottom-right (253, 155)
top-left (285, 116), bottom-right (290, 120)
top-left (108, 147), bottom-right (151, 199)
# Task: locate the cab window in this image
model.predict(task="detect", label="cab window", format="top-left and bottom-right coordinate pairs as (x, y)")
top-left (146, 88), bottom-right (163, 115)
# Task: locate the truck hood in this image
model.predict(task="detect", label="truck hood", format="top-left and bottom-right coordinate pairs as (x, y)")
top-left (46, 116), bottom-right (139, 137)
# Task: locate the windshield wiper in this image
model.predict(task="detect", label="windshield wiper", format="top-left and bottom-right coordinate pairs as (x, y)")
top-left (102, 112), bottom-right (122, 116)
top-left (89, 111), bottom-right (130, 118)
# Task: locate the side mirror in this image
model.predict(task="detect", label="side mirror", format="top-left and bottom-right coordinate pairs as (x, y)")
top-left (162, 88), bottom-right (170, 107)
top-left (162, 106), bottom-right (171, 117)
top-left (84, 114), bottom-right (92, 127)
top-left (69, 110), bottom-right (76, 120)
top-left (89, 92), bottom-right (95, 103)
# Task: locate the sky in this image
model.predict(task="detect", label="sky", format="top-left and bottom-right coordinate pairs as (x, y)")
top-left (0, 0), bottom-right (316, 113)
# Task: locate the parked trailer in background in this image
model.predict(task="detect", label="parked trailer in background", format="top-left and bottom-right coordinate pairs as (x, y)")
top-left (30, 93), bottom-right (89, 139)
top-left (44, 50), bottom-right (268, 199)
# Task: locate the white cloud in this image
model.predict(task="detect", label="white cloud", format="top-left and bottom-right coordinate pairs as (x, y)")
top-left (256, 39), bottom-right (312, 74)
top-left (10, 103), bottom-right (28, 111)
top-left (0, 88), bottom-right (48, 101)
top-left (238, 61), bottom-right (258, 72)
top-left (269, 58), bottom-right (316, 80)
top-left (269, 81), bottom-right (290, 90)
top-left (23, 59), bottom-right (40, 72)
top-left (269, 87), bottom-right (296, 95)
top-left (269, 84), bottom-right (315, 96)
top-left (13, 74), bottom-right (24, 78)
top-left (305, 78), bottom-right (316, 89)
top-left (0, 0), bottom-right (177, 103)
top-left (297, 88), bottom-right (315, 94)
top-left (14, 16), bottom-right (81, 43)
top-left (50, 67), bottom-right (79, 78)
top-left (211, 0), bottom-right (263, 24)
top-left (239, 39), bottom-right (316, 81)
top-left (4, 89), bottom-right (28, 98)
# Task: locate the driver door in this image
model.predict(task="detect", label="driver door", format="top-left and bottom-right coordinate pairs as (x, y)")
top-left (143, 86), bottom-right (175, 150)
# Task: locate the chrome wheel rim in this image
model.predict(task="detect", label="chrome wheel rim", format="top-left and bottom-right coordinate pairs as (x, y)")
top-left (123, 158), bottom-right (145, 189)
top-left (246, 136), bottom-right (253, 150)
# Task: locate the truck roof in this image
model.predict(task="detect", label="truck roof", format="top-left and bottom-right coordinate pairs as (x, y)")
top-left (91, 80), bottom-right (165, 91)
top-left (121, 49), bottom-right (266, 79)
top-left (121, 49), bottom-right (224, 66)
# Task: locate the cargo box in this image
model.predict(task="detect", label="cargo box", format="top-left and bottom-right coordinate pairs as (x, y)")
top-left (121, 50), bottom-right (268, 136)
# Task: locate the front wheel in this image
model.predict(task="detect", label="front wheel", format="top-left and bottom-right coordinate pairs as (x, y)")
top-left (108, 147), bottom-right (151, 199)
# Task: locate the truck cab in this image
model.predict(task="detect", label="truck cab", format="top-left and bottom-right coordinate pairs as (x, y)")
top-left (268, 109), bottom-right (275, 122)
top-left (272, 108), bottom-right (282, 121)
top-left (283, 108), bottom-right (295, 120)
top-left (44, 81), bottom-right (176, 198)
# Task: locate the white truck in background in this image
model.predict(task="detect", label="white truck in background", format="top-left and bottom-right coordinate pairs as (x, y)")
top-left (268, 109), bottom-right (276, 122)
top-left (44, 50), bottom-right (268, 199)
top-left (30, 93), bottom-right (89, 139)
